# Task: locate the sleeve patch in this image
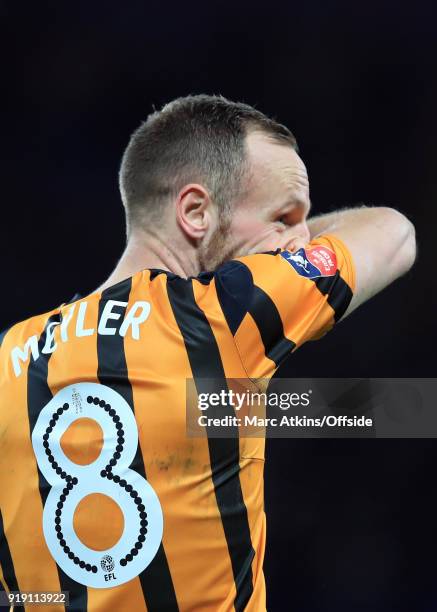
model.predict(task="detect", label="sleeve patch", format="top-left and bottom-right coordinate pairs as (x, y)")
top-left (280, 246), bottom-right (337, 279)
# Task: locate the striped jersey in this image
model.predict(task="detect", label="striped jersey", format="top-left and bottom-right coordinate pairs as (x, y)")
top-left (0, 234), bottom-right (355, 612)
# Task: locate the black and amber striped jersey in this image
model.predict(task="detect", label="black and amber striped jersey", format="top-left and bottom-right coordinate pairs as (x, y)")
top-left (0, 234), bottom-right (355, 612)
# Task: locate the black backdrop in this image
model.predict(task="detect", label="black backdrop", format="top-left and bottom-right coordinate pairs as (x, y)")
top-left (2, 2), bottom-right (437, 610)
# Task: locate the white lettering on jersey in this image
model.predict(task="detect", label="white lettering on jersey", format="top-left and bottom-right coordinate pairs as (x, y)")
top-left (98, 300), bottom-right (128, 336)
top-left (10, 300), bottom-right (151, 377)
top-left (76, 302), bottom-right (95, 337)
top-left (60, 304), bottom-right (76, 342)
top-left (41, 321), bottom-right (61, 355)
top-left (11, 335), bottom-right (39, 377)
top-left (119, 302), bottom-right (150, 340)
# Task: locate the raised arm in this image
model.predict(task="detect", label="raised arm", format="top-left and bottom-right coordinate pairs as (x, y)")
top-left (307, 206), bottom-right (416, 317)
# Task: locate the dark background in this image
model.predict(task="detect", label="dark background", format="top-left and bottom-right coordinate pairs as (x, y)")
top-left (2, 1), bottom-right (437, 610)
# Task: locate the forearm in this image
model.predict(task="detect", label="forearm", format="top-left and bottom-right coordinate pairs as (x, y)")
top-left (307, 205), bottom-right (367, 239)
top-left (307, 204), bottom-right (416, 315)
top-left (308, 206), bottom-right (415, 256)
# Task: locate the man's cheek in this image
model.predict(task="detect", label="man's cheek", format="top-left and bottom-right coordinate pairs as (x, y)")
top-left (230, 218), bottom-right (272, 248)
top-left (237, 218), bottom-right (267, 239)
top-left (238, 226), bottom-right (285, 254)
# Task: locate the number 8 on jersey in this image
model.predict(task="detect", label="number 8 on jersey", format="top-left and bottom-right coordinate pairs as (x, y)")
top-left (31, 382), bottom-right (163, 588)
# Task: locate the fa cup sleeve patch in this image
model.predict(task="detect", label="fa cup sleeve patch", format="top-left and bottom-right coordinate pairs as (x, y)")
top-left (280, 245), bottom-right (337, 279)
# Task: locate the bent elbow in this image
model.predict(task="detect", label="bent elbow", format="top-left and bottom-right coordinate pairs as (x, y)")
top-left (383, 207), bottom-right (416, 276)
top-left (402, 218), bottom-right (416, 273)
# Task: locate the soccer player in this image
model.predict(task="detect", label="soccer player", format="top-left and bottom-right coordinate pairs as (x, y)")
top-left (0, 96), bottom-right (415, 611)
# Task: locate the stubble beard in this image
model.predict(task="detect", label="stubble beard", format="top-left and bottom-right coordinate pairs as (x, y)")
top-left (198, 216), bottom-right (240, 272)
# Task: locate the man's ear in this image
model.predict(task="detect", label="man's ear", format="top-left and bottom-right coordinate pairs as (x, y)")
top-left (176, 184), bottom-right (214, 240)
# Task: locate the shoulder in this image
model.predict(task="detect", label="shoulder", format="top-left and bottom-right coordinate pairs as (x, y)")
top-left (0, 326), bottom-right (10, 347)
top-left (0, 306), bottom-right (61, 352)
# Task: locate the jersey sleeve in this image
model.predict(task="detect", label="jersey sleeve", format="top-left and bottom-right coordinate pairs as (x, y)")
top-left (214, 233), bottom-right (356, 381)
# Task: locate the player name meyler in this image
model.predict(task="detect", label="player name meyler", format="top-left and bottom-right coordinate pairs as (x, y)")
top-left (10, 299), bottom-right (151, 377)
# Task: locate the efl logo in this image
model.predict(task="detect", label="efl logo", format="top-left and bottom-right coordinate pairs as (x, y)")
top-left (281, 246), bottom-right (337, 279)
